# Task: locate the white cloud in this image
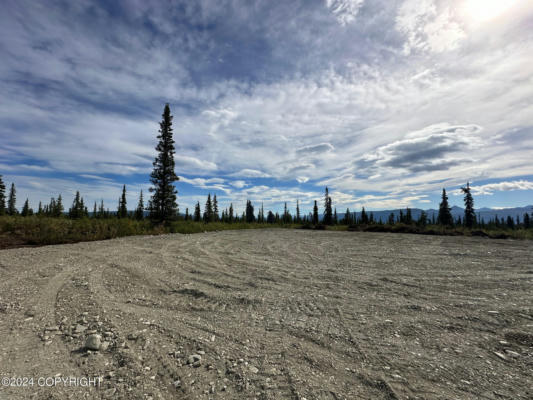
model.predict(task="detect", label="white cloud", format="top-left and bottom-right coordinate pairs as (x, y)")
top-left (228, 169), bottom-right (271, 178)
top-left (396, 0), bottom-right (465, 54)
top-left (452, 180), bottom-right (533, 196)
top-left (325, 0), bottom-right (365, 25)
top-left (296, 142), bottom-right (334, 155)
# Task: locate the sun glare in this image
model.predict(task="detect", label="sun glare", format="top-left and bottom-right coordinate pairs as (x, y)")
top-left (462, 0), bottom-right (518, 23)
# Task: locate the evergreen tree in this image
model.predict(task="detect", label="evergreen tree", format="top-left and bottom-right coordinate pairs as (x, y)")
top-left (437, 189), bottom-right (453, 226)
top-left (360, 207), bottom-right (369, 224)
top-left (213, 194), bottom-right (219, 221)
top-left (245, 200), bottom-right (255, 223)
top-left (259, 203), bottom-right (265, 223)
top-left (69, 191), bottom-right (84, 219)
top-left (312, 200), bottom-right (319, 225)
top-left (229, 203), bottom-right (234, 222)
top-left (204, 194), bottom-right (213, 222)
top-left (93, 202), bottom-right (97, 218)
top-left (333, 208), bottom-right (338, 224)
top-left (296, 200), bottom-right (301, 223)
top-left (388, 212), bottom-right (395, 225)
top-left (37, 201), bottom-right (43, 215)
top-left (405, 208), bottom-right (412, 224)
top-left (0, 175), bottom-right (5, 215)
top-left (194, 201), bottom-right (201, 222)
top-left (98, 200), bottom-right (105, 218)
top-left (524, 213), bottom-right (531, 229)
top-left (134, 191), bottom-right (144, 220)
top-left (506, 215), bottom-right (515, 229)
top-left (323, 187), bottom-right (333, 225)
top-left (417, 210), bottom-right (428, 227)
top-left (185, 207), bottom-right (189, 221)
top-left (344, 208), bottom-right (352, 225)
top-left (267, 210), bottom-right (275, 223)
top-left (283, 202), bottom-right (291, 223)
top-left (21, 198), bottom-right (30, 216)
top-left (461, 182), bottom-right (475, 228)
top-left (118, 185), bottom-right (128, 218)
top-left (54, 194), bottom-right (64, 217)
top-left (149, 104), bottom-right (179, 221)
top-left (7, 183), bottom-right (17, 215)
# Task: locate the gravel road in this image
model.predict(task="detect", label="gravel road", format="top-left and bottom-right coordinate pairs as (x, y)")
top-left (0, 229), bottom-right (532, 399)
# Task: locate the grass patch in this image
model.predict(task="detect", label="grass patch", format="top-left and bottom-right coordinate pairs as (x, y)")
top-left (1, 216), bottom-right (531, 249)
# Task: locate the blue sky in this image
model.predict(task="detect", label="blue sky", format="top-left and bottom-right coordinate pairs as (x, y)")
top-left (1, 0), bottom-right (532, 215)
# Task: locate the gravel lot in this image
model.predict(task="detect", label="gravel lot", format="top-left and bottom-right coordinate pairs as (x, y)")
top-left (0, 229), bottom-right (532, 399)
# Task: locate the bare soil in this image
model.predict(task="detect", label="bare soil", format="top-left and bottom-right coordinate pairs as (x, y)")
top-left (0, 229), bottom-right (532, 399)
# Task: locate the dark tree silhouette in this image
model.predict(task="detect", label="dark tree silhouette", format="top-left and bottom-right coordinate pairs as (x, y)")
top-left (229, 203), bottom-right (234, 222)
top-left (134, 190), bottom-right (144, 220)
top-left (245, 200), bottom-right (255, 223)
top-left (118, 185), bottom-right (128, 218)
top-left (417, 210), bottom-right (427, 226)
top-left (204, 194), bottom-right (213, 222)
top-left (149, 104), bottom-right (179, 221)
top-left (461, 182), bottom-right (476, 228)
top-left (437, 189), bottom-right (453, 226)
top-left (7, 183), bottom-right (17, 215)
top-left (21, 198), bottom-right (32, 216)
top-left (296, 200), bottom-right (301, 223)
top-left (360, 207), bottom-right (368, 224)
top-left (213, 194), bottom-right (219, 221)
top-left (69, 191), bottom-right (87, 219)
top-left (0, 175), bottom-right (5, 215)
top-left (312, 200), bottom-right (319, 225)
top-left (266, 210), bottom-right (275, 224)
top-left (323, 187), bottom-right (333, 225)
top-left (524, 213), bottom-right (531, 229)
top-left (194, 201), bottom-right (201, 222)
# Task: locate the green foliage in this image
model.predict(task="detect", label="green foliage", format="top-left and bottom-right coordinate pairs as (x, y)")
top-left (245, 200), bottom-right (255, 223)
top-left (7, 183), bottom-right (17, 215)
top-left (149, 104), bottom-right (179, 221)
top-left (437, 188), bottom-right (453, 226)
top-left (0, 175), bottom-right (6, 215)
top-left (118, 185), bottom-right (128, 218)
top-left (323, 187), bottom-right (333, 225)
top-left (461, 182), bottom-right (476, 228)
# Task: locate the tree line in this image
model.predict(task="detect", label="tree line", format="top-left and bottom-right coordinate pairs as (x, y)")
top-left (1, 104), bottom-right (532, 232)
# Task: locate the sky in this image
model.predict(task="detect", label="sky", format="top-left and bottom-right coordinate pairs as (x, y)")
top-left (1, 0), bottom-right (532, 215)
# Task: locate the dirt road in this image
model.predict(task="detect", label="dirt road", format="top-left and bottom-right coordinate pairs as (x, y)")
top-left (0, 230), bottom-right (531, 399)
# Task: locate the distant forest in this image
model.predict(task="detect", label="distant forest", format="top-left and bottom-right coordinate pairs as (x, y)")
top-left (1, 105), bottom-right (532, 247)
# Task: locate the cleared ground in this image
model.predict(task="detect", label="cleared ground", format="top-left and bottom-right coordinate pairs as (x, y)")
top-left (0, 229), bottom-right (532, 400)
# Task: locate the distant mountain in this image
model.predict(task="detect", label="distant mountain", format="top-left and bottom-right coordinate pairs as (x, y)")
top-left (335, 205), bottom-right (533, 223)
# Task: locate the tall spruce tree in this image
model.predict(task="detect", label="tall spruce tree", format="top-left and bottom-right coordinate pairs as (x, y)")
top-left (229, 203), bottom-right (234, 222)
top-left (437, 188), bottom-right (453, 226)
top-left (149, 104), bottom-right (179, 221)
top-left (55, 194), bottom-right (64, 217)
top-left (134, 191), bottom-right (144, 220)
top-left (204, 194), bottom-right (213, 222)
top-left (461, 182), bottom-right (475, 228)
top-left (312, 200), bottom-right (319, 225)
top-left (0, 175), bottom-right (5, 215)
top-left (245, 200), bottom-right (255, 223)
top-left (194, 201), bottom-right (201, 222)
top-left (21, 198), bottom-right (31, 216)
top-left (523, 213), bottom-right (531, 229)
top-left (7, 183), bottom-right (17, 215)
top-left (296, 200), bottom-right (301, 223)
top-left (118, 185), bottom-right (128, 218)
top-left (323, 187), bottom-right (333, 225)
top-left (213, 195), bottom-right (219, 221)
